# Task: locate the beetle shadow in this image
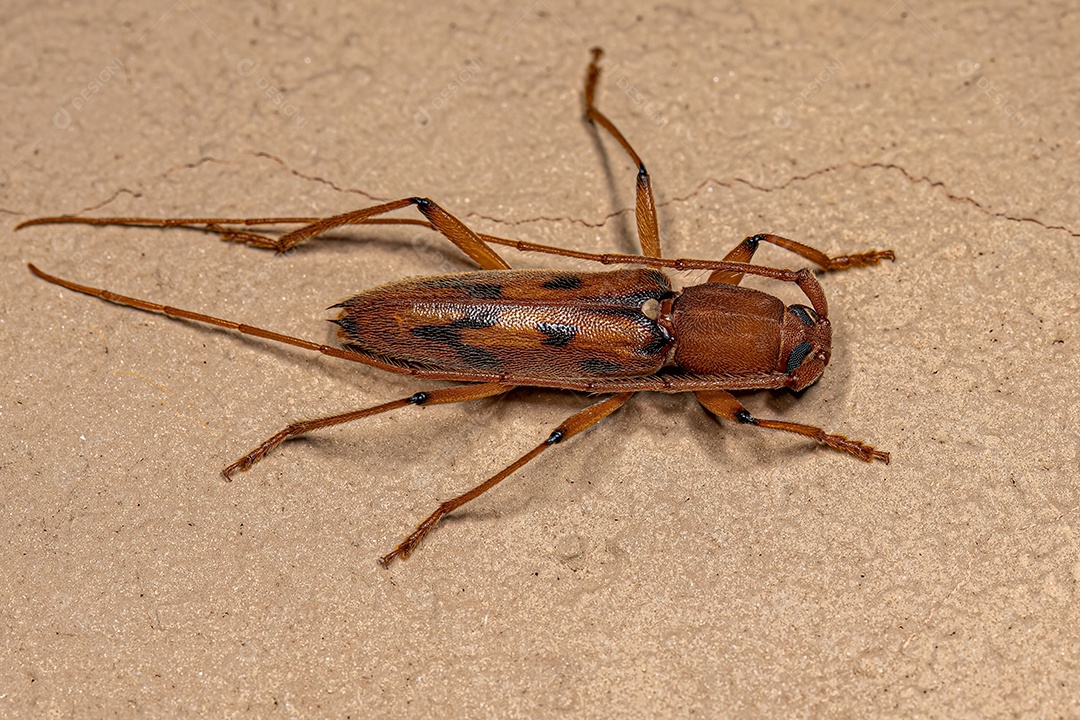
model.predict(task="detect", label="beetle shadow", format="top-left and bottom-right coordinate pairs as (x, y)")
top-left (686, 389), bottom-right (822, 473)
top-left (159, 223), bottom-right (496, 275)
top-left (306, 231), bottom-right (480, 272)
top-left (252, 385), bottom-right (527, 478)
top-left (414, 386), bottom-right (618, 526)
top-left (584, 119), bottom-right (640, 255)
top-left (758, 386), bottom-right (804, 417)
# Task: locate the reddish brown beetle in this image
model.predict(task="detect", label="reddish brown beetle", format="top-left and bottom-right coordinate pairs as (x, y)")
top-left (21, 49), bottom-right (893, 565)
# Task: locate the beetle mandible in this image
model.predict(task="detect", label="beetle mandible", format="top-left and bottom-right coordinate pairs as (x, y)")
top-left (20, 48), bottom-right (894, 565)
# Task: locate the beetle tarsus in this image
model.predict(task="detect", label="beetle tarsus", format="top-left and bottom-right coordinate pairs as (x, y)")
top-left (825, 249), bottom-right (896, 271)
top-left (380, 508), bottom-right (445, 567)
top-left (820, 433), bottom-right (890, 463)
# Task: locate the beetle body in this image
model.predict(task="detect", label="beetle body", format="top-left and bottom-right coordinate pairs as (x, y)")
top-left (332, 267), bottom-right (832, 391)
top-left (20, 47), bottom-right (892, 565)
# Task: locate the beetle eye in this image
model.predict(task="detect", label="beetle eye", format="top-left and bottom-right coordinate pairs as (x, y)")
top-left (791, 305), bottom-right (816, 327)
top-left (785, 341), bottom-right (814, 374)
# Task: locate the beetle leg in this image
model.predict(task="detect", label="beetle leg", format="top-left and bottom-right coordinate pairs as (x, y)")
top-left (708, 234), bottom-right (894, 284)
top-left (269, 197), bottom-right (513, 267)
top-left (706, 235), bottom-right (766, 286)
top-left (28, 262), bottom-right (529, 388)
top-left (222, 382), bottom-right (515, 479)
top-left (379, 391), bottom-right (635, 566)
top-left (694, 389), bottom-right (889, 464)
top-left (584, 47), bottom-right (662, 259)
top-left (18, 197), bottom-right (512, 270)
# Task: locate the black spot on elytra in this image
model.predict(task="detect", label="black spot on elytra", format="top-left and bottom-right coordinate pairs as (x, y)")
top-left (330, 315), bottom-right (362, 340)
top-left (580, 358), bottom-right (622, 375)
top-left (457, 344), bottom-right (501, 370)
top-left (460, 310), bottom-right (498, 329)
top-left (411, 324), bottom-right (461, 345)
top-left (459, 283), bottom-right (504, 299)
top-left (640, 323), bottom-right (673, 356)
top-left (410, 314), bottom-right (497, 345)
top-left (541, 275), bottom-right (583, 291)
top-left (594, 307), bottom-right (641, 320)
top-left (588, 303), bottom-right (672, 359)
top-left (420, 277), bottom-right (463, 290)
top-left (410, 314), bottom-right (503, 371)
top-left (537, 322), bottom-right (577, 347)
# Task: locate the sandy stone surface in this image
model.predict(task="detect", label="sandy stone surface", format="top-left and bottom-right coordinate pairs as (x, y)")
top-left (3, 1), bottom-right (1077, 717)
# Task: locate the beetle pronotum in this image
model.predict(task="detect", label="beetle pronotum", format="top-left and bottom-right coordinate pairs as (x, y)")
top-left (21, 48), bottom-right (893, 565)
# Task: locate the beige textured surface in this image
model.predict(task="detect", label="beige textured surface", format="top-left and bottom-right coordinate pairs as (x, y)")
top-left (3, 1), bottom-right (1078, 717)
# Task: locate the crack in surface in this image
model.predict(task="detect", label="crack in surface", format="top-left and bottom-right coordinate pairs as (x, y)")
top-left (246, 151), bottom-right (381, 201)
top-left (22, 152), bottom-right (1079, 238)
top-left (81, 188), bottom-right (143, 213)
top-left (451, 161), bottom-right (1080, 238)
top-left (731, 160), bottom-right (1080, 238)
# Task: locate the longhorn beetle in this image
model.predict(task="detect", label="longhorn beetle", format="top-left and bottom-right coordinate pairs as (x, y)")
top-left (20, 48), bottom-right (894, 566)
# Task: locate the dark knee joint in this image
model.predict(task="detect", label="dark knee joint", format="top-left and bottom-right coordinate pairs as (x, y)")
top-left (735, 409), bottom-right (756, 425)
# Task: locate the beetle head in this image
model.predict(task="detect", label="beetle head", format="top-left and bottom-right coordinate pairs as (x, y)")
top-left (779, 304), bottom-right (832, 391)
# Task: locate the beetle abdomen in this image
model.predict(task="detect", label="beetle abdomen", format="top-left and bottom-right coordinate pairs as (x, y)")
top-left (332, 269), bottom-right (674, 379)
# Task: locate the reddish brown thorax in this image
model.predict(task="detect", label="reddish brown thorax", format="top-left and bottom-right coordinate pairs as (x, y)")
top-left (665, 282), bottom-right (831, 391)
